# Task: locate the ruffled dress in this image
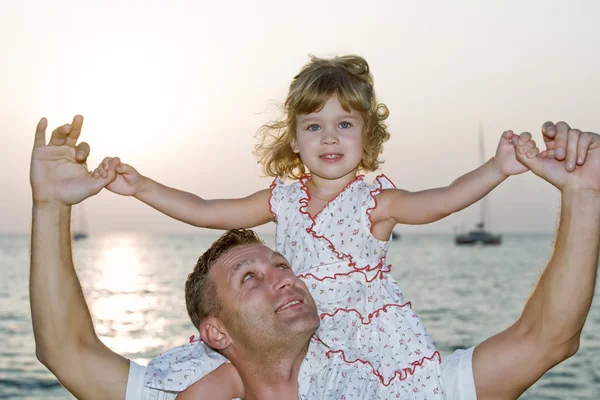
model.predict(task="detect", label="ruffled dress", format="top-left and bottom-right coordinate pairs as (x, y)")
top-left (144, 175), bottom-right (445, 399)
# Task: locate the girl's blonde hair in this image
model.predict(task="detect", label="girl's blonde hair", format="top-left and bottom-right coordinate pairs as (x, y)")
top-left (255, 55), bottom-right (390, 180)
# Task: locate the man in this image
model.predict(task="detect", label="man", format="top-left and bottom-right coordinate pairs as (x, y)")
top-left (30, 115), bottom-right (599, 399)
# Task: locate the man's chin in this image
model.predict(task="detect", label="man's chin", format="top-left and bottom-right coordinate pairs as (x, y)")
top-left (282, 312), bottom-right (320, 335)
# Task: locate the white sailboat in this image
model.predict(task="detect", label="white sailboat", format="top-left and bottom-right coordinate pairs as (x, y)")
top-left (455, 124), bottom-right (502, 245)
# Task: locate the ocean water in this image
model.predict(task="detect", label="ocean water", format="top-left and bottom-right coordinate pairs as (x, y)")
top-left (1, 233), bottom-right (599, 399)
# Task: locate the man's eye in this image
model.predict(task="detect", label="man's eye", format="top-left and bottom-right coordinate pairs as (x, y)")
top-left (339, 121), bottom-right (352, 129)
top-left (308, 124), bottom-right (320, 132)
top-left (242, 273), bottom-right (254, 283)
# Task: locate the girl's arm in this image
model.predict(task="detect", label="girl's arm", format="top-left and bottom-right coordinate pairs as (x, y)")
top-left (379, 157), bottom-right (506, 225)
top-left (94, 158), bottom-right (273, 229)
top-left (136, 177), bottom-right (273, 229)
top-left (376, 131), bottom-right (539, 225)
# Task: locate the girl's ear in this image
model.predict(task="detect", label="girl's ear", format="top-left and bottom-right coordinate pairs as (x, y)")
top-left (290, 138), bottom-right (300, 153)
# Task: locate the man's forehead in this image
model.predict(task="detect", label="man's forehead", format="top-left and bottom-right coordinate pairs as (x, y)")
top-left (211, 244), bottom-right (286, 276)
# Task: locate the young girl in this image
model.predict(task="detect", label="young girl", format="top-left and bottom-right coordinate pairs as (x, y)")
top-left (94, 55), bottom-right (537, 399)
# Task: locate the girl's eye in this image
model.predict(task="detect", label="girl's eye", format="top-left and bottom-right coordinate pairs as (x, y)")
top-left (307, 124), bottom-right (320, 132)
top-left (339, 121), bottom-right (352, 129)
top-left (242, 273), bottom-right (254, 283)
top-left (278, 264), bottom-right (289, 270)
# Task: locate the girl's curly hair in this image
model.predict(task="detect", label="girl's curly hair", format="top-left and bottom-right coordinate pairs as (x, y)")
top-left (255, 55), bottom-right (390, 180)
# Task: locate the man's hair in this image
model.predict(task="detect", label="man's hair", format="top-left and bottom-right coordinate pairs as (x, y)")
top-left (185, 229), bottom-right (263, 330)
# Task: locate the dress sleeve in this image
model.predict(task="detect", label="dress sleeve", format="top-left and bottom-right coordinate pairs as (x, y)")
top-left (268, 177), bottom-right (285, 222)
top-left (363, 174), bottom-right (396, 234)
top-left (144, 340), bottom-right (228, 392)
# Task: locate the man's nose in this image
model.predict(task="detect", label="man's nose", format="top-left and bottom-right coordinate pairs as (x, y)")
top-left (273, 269), bottom-right (295, 290)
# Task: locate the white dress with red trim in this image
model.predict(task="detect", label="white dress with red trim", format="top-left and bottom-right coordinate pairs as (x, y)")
top-left (142, 174), bottom-right (445, 399)
top-left (271, 174), bottom-right (445, 399)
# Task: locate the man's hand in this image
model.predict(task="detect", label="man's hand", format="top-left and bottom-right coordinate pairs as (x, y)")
top-left (30, 115), bottom-right (119, 205)
top-left (30, 115), bottom-right (131, 400)
top-left (514, 121), bottom-right (600, 193)
top-left (474, 121), bottom-right (600, 400)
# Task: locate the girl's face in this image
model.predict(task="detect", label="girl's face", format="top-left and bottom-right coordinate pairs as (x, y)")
top-left (293, 95), bottom-right (364, 182)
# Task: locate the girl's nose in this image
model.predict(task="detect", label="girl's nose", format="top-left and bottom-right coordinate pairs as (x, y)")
top-left (320, 127), bottom-right (339, 145)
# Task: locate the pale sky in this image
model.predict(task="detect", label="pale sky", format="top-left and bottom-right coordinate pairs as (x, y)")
top-left (1, 0), bottom-right (599, 234)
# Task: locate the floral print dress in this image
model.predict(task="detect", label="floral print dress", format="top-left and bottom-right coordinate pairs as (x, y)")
top-left (143, 175), bottom-right (445, 399)
top-left (270, 175), bottom-right (444, 399)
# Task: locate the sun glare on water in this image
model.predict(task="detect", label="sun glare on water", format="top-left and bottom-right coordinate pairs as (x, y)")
top-left (82, 234), bottom-right (165, 356)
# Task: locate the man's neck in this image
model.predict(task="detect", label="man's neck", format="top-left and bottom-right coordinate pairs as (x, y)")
top-left (229, 338), bottom-right (311, 400)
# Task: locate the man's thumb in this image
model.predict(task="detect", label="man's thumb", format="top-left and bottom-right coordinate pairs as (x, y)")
top-left (103, 157), bottom-right (121, 185)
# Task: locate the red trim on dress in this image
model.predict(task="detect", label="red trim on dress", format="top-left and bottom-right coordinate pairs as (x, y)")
top-left (325, 350), bottom-right (442, 386)
top-left (366, 174), bottom-right (397, 235)
top-left (189, 335), bottom-right (202, 343)
top-left (268, 177), bottom-right (279, 222)
top-left (319, 302), bottom-right (413, 324)
top-left (298, 262), bottom-right (391, 283)
top-left (298, 174), bottom-right (365, 269)
top-left (298, 174), bottom-right (365, 221)
top-left (295, 174), bottom-right (442, 382)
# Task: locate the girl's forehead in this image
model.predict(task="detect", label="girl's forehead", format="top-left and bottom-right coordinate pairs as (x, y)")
top-left (296, 96), bottom-right (361, 119)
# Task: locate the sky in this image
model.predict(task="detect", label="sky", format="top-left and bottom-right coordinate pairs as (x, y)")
top-left (1, 0), bottom-right (599, 234)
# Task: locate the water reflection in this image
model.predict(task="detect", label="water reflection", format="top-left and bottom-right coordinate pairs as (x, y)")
top-left (83, 234), bottom-right (164, 356)
top-left (97, 239), bottom-right (141, 292)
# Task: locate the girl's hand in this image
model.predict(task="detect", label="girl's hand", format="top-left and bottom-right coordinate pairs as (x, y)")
top-left (93, 157), bottom-right (143, 196)
top-left (493, 130), bottom-right (539, 176)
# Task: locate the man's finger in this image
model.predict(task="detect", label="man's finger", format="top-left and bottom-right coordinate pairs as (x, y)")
top-left (542, 121), bottom-right (556, 145)
top-left (48, 124), bottom-right (72, 146)
top-left (86, 174), bottom-right (114, 196)
top-left (75, 142), bottom-right (90, 163)
top-left (565, 129), bottom-right (581, 171)
top-left (108, 157), bottom-right (121, 169)
top-left (65, 115), bottom-right (84, 147)
top-left (101, 157), bottom-right (121, 184)
top-left (553, 121), bottom-right (571, 160)
top-left (543, 150), bottom-right (555, 159)
top-left (575, 132), bottom-right (600, 165)
top-left (101, 157), bottom-right (114, 170)
top-left (33, 118), bottom-right (47, 148)
top-left (116, 162), bottom-right (130, 174)
top-left (501, 130), bottom-right (514, 141)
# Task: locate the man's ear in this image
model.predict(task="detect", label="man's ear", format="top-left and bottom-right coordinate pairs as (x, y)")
top-left (200, 318), bottom-right (231, 350)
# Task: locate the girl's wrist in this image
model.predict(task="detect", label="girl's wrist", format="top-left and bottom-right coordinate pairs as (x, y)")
top-left (488, 157), bottom-right (509, 179)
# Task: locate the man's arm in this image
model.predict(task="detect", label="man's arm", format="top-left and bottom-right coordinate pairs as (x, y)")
top-left (472, 193), bottom-right (600, 400)
top-left (472, 122), bottom-right (600, 400)
top-left (30, 116), bottom-right (130, 399)
top-left (31, 204), bottom-right (130, 399)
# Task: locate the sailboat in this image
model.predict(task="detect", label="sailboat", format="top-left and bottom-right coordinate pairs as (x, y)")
top-left (72, 204), bottom-right (89, 241)
top-left (455, 124), bottom-right (502, 245)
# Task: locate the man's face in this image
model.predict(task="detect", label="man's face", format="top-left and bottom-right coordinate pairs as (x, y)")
top-left (210, 243), bottom-right (319, 350)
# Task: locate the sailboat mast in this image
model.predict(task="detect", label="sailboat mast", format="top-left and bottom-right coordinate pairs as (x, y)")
top-left (479, 123), bottom-right (486, 229)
